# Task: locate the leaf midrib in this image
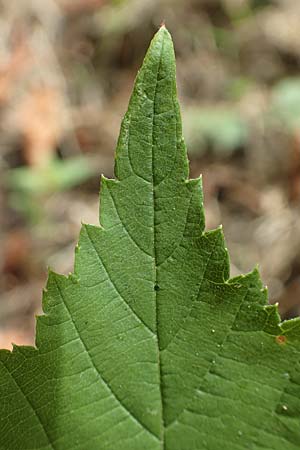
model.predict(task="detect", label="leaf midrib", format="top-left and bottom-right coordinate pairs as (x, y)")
top-left (151, 30), bottom-right (166, 449)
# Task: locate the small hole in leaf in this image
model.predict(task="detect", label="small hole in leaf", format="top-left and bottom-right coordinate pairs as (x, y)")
top-left (154, 284), bottom-right (160, 291)
top-left (276, 335), bottom-right (287, 345)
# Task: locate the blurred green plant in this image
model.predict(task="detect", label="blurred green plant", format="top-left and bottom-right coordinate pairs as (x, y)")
top-left (226, 77), bottom-right (254, 101)
top-left (6, 157), bottom-right (97, 222)
top-left (251, 0), bottom-right (273, 9)
top-left (183, 107), bottom-right (248, 157)
top-left (271, 78), bottom-right (300, 132)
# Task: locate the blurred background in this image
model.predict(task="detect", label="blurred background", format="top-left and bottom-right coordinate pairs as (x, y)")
top-left (1, 0), bottom-right (300, 348)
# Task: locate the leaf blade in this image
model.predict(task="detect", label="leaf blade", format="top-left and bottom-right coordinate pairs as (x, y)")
top-left (1, 26), bottom-right (300, 450)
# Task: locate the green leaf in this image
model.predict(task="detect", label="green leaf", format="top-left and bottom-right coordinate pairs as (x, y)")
top-left (1, 26), bottom-right (300, 450)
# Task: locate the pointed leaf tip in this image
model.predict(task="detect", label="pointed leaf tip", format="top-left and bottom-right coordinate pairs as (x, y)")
top-left (154, 22), bottom-right (171, 41)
